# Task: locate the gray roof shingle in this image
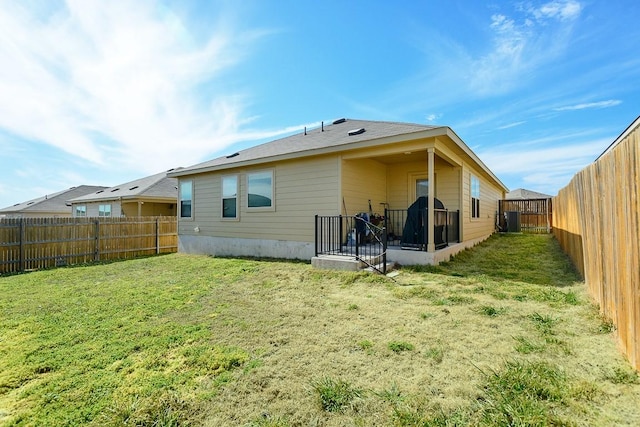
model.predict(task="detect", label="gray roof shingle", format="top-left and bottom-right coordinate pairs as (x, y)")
top-left (168, 118), bottom-right (508, 192)
top-left (506, 188), bottom-right (553, 199)
top-left (0, 185), bottom-right (107, 213)
top-left (68, 170), bottom-right (179, 203)
top-left (171, 119), bottom-right (438, 175)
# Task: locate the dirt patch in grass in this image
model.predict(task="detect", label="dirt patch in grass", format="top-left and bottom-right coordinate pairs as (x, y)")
top-left (1, 235), bottom-right (638, 426)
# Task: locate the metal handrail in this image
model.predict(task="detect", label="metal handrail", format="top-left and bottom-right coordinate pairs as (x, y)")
top-left (315, 214), bottom-right (387, 273)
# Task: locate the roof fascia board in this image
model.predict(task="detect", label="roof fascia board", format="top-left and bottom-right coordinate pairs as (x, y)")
top-left (444, 127), bottom-right (509, 192)
top-left (70, 197), bottom-right (120, 204)
top-left (339, 139), bottom-right (436, 160)
top-left (119, 196), bottom-right (177, 202)
top-left (433, 140), bottom-right (463, 167)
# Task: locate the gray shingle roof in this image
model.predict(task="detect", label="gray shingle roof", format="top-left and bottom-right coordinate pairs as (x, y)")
top-left (0, 185), bottom-right (107, 213)
top-left (506, 188), bottom-right (553, 199)
top-left (68, 170), bottom-right (180, 203)
top-left (170, 119), bottom-right (439, 175)
top-left (168, 118), bottom-right (508, 192)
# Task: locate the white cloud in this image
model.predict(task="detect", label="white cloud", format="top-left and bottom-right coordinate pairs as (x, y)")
top-left (468, 1), bottom-right (582, 96)
top-left (425, 113), bottom-right (442, 123)
top-left (531, 1), bottom-right (582, 21)
top-left (553, 99), bottom-right (622, 111)
top-left (478, 136), bottom-right (607, 193)
top-left (0, 2), bottom-right (272, 174)
top-left (496, 121), bottom-right (526, 130)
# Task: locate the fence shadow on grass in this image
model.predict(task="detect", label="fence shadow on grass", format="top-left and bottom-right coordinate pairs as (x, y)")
top-left (404, 233), bottom-right (581, 288)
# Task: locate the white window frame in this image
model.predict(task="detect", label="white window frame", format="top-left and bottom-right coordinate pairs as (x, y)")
top-left (221, 175), bottom-right (239, 220)
top-left (246, 170), bottom-right (275, 211)
top-left (180, 180), bottom-right (193, 219)
top-left (471, 175), bottom-right (480, 219)
top-left (98, 204), bottom-right (112, 217)
top-left (408, 172), bottom-right (435, 202)
top-left (75, 205), bottom-right (86, 217)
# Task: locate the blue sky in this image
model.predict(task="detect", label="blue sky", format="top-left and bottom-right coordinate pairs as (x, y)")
top-left (1, 0), bottom-right (638, 208)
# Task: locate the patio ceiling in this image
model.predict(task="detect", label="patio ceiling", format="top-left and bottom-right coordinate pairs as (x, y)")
top-left (366, 150), bottom-right (458, 167)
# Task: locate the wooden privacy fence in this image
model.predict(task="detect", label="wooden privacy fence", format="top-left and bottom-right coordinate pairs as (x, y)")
top-left (498, 199), bottom-right (552, 233)
top-left (553, 117), bottom-right (640, 371)
top-left (0, 216), bottom-right (177, 274)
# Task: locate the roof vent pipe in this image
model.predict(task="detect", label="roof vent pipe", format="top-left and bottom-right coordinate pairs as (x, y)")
top-left (304, 126), bottom-right (307, 135)
top-left (322, 121), bottom-right (324, 132)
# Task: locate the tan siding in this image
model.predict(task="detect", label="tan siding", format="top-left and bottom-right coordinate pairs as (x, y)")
top-left (386, 161), bottom-right (460, 211)
top-left (178, 155), bottom-right (340, 242)
top-left (120, 202), bottom-right (175, 217)
top-left (386, 164), bottom-right (410, 209)
top-left (436, 166), bottom-right (461, 211)
top-left (82, 201), bottom-right (121, 218)
top-left (341, 158), bottom-right (387, 215)
top-left (386, 161), bottom-right (427, 209)
top-left (176, 132), bottom-right (507, 248)
top-left (461, 164), bottom-right (502, 241)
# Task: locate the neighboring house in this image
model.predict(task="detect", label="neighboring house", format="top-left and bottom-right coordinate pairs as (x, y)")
top-left (0, 185), bottom-right (107, 218)
top-left (506, 188), bottom-right (552, 200)
top-left (169, 118), bottom-right (508, 266)
top-left (68, 169), bottom-right (180, 217)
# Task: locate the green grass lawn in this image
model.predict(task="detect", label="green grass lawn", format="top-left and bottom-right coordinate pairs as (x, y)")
top-left (1, 234), bottom-right (638, 426)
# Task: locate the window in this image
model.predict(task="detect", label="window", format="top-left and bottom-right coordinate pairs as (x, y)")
top-left (180, 180), bottom-right (192, 218)
top-left (75, 205), bottom-right (86, 217)
top-left (222, 175), bottom-right (238, 219)
top-left (247, 171), bottom-right (273, 209)
top-left (98, 204), bottom-right (111, 217)
top-left (410, 173), bottom-right (434, 202)
top-left (416, 179), bottom-right (429, 199)
top-left (471, 175), bottom-right (480, 219)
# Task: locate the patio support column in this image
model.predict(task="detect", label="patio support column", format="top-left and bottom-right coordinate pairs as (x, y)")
top-left (427, 148), bottom-right (435, 252)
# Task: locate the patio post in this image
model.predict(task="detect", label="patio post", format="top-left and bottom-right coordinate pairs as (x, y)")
top-left (427, 148), bottom-right (435, 252)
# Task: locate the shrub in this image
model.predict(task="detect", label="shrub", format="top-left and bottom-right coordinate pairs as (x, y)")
top-left (388, 341), bottom-right (415, 353)
top-left (311, 376), bottom-right (363, 412)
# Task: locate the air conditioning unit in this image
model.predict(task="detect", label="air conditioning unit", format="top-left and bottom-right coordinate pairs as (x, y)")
top-left (506, 211), bottom-right (521, 232)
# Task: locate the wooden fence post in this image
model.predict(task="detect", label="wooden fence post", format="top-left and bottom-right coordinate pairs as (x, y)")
top-left (156, 217), bottom-right (160, 254)
top-left (19, 218), bottom-right (25, 272)
top-left (94, 219), bottom-right (100, 262)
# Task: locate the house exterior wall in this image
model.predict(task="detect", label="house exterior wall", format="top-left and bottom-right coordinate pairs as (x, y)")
top-left (461, 163), bottom-right (504, 241)
top-left (175, 130), bottom-right (506, 263)
top-left (387, 161), bottom-right (423, 209)
top-left (178, 155), bottom-right (340, 251)
top-left (385, 159), bottom-right (460, 211)
top-left (75, 201), bottom-right (123, 217)
top-left (121, 202), bottom-right (176, 217)
top-left (341, 158), bottom-right (387, 216)
top-left (435, 164), bottom-right (461, 212)
top-left (72, 201), bottom-right (175, 217)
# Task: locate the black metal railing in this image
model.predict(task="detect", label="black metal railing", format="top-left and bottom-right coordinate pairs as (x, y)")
top-left (447, 210), bottom-right (460, 244)
top-left (384, 208), bottom-right (460, 250)
top-left (315, 214), bottom-right (387, 273)
top-left (314, 208), bottom-right (460, 270)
